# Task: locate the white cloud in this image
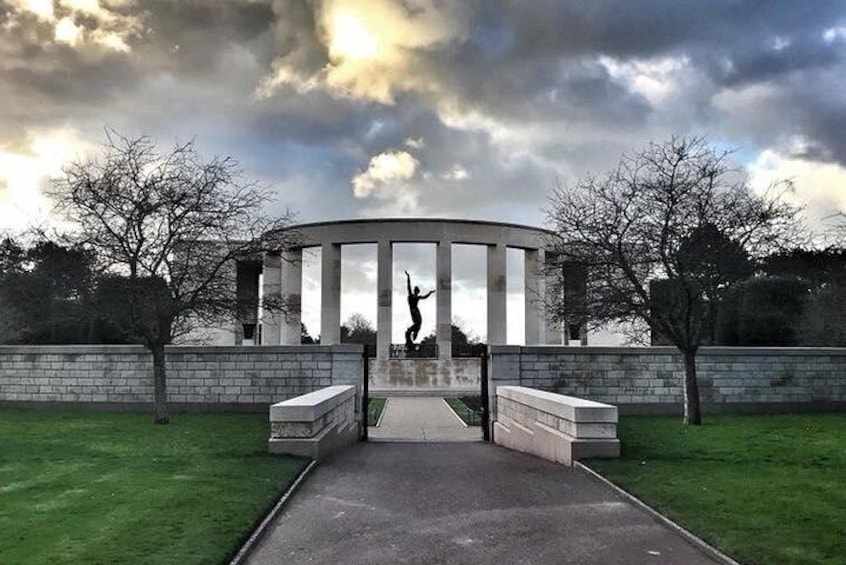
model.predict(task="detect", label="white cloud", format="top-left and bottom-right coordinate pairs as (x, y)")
top-left (260, 0), bottom-right (470, 103)
top-left (8, 0), bottom-right (143, 52)
top-left (54, 17), bottom-right (83, 46)
top-left (823, 26), bottom-right (846, 43)
top-left (19, 0), bottom-right (55, 20)
top-left (351, 150), bottom-right (418, 198)
top-left (748, 149), bottom-right (846, 230)
top-left (599, 54), bottom-right (693, 105)
top-left (441, 164), bottom-right (469, 181)
top-left (404, 137), bottom-right (425, 149)
top-left (61, 0), bottom-right (104, 16)
top-left (0, 128), bottom-right (90, 233)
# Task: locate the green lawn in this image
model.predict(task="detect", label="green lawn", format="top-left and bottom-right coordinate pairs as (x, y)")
top-left (367, 397), bottom-right (386, 426)
top-left (586, 414), bottom-right (846, 565)
top-left (444, 397), bottom-right (482, 426)
top-left (0, 409), bottom-right (309, 565)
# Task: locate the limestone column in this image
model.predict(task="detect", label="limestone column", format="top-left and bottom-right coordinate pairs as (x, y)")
top-left (487, 243), bottom-right (507, 345)
top-left (376, 240), bottom-right (392, 359)
top-left (524, 249), bottom-right (542, 345)
top-left (280, 248), bottom-right (303, 345)
top-left (436, 240), bottom-right (452, 359)
top-left (261, 252), bottom-right (282, 345)
top-left (235, 260), bottom-right (260, 345)
top-left (562, 261), bottom-right (589, 345)
top-left (542, 250), bottom-right (564, 345)
top-left (320, 243), bottom-right (342, 345)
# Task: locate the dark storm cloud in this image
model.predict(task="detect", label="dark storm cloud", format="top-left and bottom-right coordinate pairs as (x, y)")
top-left (141, 0), bottom-right (277, 72)
top-left (497, 0), bottom-right (843, 59)
top-left (398, 0), bottom-right (846, 168)
top-left (0, 0), bottom-right (277, 138)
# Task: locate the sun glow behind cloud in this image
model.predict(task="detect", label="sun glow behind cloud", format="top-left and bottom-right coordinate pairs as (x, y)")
top-left (352, 150), bottom-right (418, 198)
top-left (0, 129), bottom-right (89, 232)
top-left (748, 149), bottom-right (846, 231)
top-left (328, 11), bottom-right (380, 61)
top-left (259, 0), bottom-right (468, 103)
top-left (24, 0), bottom-right (54, 19)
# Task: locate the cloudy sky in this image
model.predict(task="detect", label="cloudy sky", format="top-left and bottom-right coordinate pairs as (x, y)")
top-left (2, 0), bottom-right (845, 342)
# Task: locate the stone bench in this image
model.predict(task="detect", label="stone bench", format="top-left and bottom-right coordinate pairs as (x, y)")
top-left (493, 385), bottom-right (620, 466)
top-left (268, 385), bottom-right (359, 460)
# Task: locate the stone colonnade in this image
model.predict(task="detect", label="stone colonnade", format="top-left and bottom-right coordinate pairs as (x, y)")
top-left (242, 219), bottom-right (577, 359)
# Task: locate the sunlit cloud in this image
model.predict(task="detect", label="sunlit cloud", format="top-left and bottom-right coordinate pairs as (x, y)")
top-left (259, 0), bottom-right (469, 103)
top-left (7, 0), bottom-right (142, 52)
top-left (352, 150), bottom-right (419, 198)
top-left (19, 0), bottom-right (55, 20)
top-left (404, 137), bottom-right (425, 149)
top-left (600, 54), bottom-right (695, 105)
top-left (748, 149), bottom-right (846, 231)
top-left (0, 128), bottom-right (89, 233)
top-left (328, 11), bottom-right (380, 62)
top-left (54, 17), bottom-right (83, 46)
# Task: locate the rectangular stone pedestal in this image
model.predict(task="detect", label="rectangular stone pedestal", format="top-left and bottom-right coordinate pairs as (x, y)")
top-left (493, 386), bottom-right (619, 466)
top-left (268, 385), bottom-right (359, 460)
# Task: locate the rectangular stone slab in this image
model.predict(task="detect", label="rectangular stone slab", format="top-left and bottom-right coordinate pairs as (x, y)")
top-left (270, 385), bottom-right (356, 422)
top-left (497, 385), bottom-right (618, 423)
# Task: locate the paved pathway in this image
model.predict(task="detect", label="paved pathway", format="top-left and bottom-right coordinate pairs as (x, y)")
top-left (368, 396), bottom-right (483, 442)
top-left (245, 442), bottom-right (719, 565)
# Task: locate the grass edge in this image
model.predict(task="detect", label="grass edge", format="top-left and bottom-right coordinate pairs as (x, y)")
top-left (441, 398), bottom-right (470, 427)
top-left (227, 459), bottom-right (318, 565)
top-left (575, 461), bottom-right (741, 565)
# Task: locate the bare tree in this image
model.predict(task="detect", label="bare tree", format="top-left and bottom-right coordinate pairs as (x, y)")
top-left (341, 313), bottom-right (377, 346)
top-left (545, 137), bottom-right (801, 425)
top-left (49, 131), bottom-right (296, 423)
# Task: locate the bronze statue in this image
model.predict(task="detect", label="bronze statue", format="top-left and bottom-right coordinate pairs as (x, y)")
top-left (404, 270), bottom-right (434, 346)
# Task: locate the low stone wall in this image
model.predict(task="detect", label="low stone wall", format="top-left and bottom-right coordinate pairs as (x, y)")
top-left (488, 346), bottom-right (846, 419)
top-left (369, 358), bottom-right (480, 395)
top-left (5, 343), bottom-right (844, 420)
top-left (268, 385), bottom-right (359, 460)
top-left (494, 385), bottom-right (619, 465)
top-left (0, 344), bottom-right (363, 410)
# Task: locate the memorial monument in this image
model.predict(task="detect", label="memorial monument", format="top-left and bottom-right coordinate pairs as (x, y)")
top-left (233, 218), bottom-right (587, 360)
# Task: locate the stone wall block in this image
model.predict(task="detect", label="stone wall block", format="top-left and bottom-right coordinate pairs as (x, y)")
top-left (507, 347), bottom-right (846, 410)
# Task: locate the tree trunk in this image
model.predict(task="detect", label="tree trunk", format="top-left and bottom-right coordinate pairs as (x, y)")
top-left (151, 343), bottom-right (169, 424)
top-left (682, 350), bottom-right (702, 425)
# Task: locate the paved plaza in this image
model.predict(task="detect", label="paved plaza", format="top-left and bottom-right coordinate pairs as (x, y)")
top-left (368, 396), bottom-right (483, 442)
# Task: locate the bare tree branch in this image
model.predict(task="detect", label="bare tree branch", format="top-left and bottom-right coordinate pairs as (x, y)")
top-left (544, 137), bottom-right (803, 425)
top-left (48, 130), bottom-right (297, 423)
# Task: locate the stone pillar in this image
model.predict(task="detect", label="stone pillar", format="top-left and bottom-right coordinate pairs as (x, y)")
top-left (487, 344), bottom-right (522, 441)
top-left (280, 248), bottom-right (303, 345)
top-left (261, 252), bottom-right (282, 345)
top-left (543, 250), bottom-right (564, 345)
top-left (562, 261), bottom-right (588, 345)
top-left (524, 249), bottom-right (542, 345)
top-left (376, 240), bottom-right (392, 359)
top-left (487, 243), bottom-right (507, 345)
top-left (436, 240), bottom-right (452, 359)
top-left (320, 243), bottom-right (342, 345)
top-left (235, 260), bottom-right (261, 345)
